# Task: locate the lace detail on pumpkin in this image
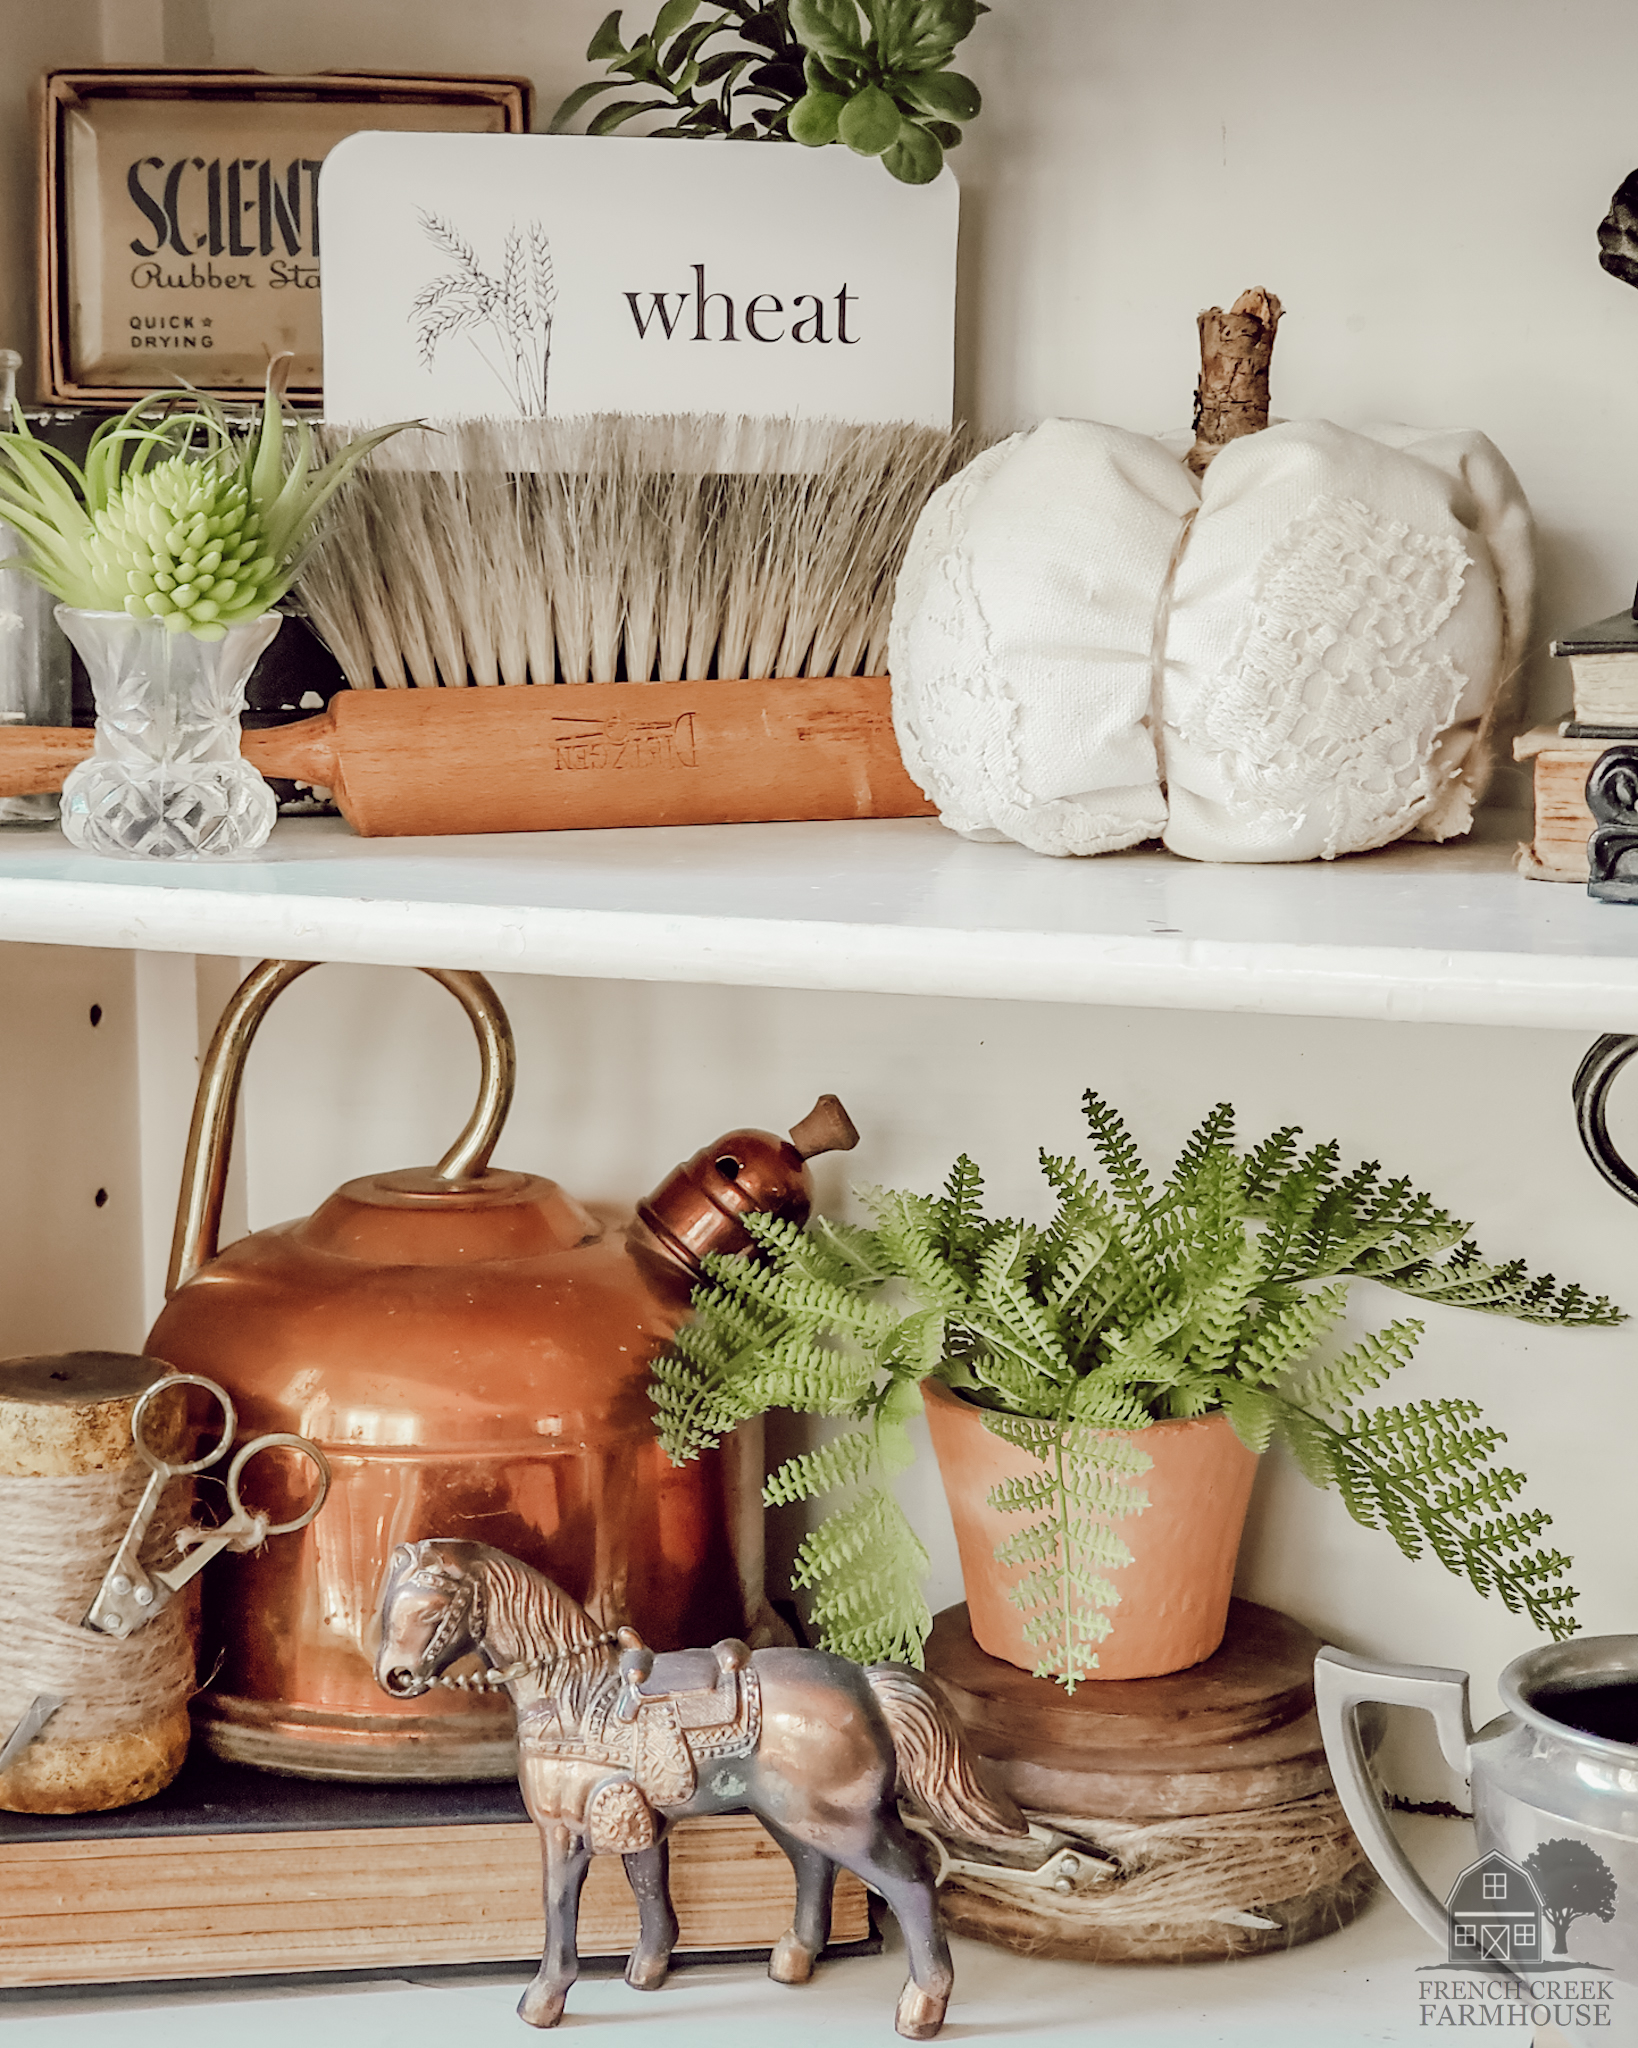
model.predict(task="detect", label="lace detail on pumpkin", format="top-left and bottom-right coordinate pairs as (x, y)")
top-left (903, 542), bottom-right (1166, 856)
top-left (1178, 495), bottom-right (1470, 858)
top-left (891, 447), bottom-right (1170, 859)
top-left (895, 539), bottom-right (1027, 836)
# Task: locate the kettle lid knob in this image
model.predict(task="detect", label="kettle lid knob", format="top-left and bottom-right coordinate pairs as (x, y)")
top-left (787, 1094), bottom-right (860, 1161)
top-left (637, 1094), bottom-right (859, 1273)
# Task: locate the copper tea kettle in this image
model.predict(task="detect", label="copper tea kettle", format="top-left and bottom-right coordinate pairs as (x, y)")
top-left (145, 960), bottom-right (857, 1781)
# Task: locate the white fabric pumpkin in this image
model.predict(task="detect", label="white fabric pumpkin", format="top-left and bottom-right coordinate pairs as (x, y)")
top-left (887, 417), bottom-right (1534, 861)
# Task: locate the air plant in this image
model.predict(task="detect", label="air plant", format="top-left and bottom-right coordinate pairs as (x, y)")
top-left (0, 361), bottom-right (417, 640)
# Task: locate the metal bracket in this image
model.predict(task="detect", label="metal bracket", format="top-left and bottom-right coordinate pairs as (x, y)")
top-left (1573, 1035), bottom-right (1638, 1205)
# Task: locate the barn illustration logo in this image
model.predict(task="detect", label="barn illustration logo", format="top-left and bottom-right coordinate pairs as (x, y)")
top-left (1414, 1845), bottom-right (1618, 2030)
top-left (1446, 1846), bottom-right (1616, 1966)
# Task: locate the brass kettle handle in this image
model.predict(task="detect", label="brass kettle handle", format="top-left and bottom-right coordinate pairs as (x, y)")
top-left (166, 960), bottom-right (518, 1296)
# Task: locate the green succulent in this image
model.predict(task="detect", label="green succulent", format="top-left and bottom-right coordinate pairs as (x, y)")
top-left (787, 0), bottom-right (985, 182)
top-left (77, 458), bottom-right (274, 637)
top-left (551, 0), bottom-right (985, 183)
top-left (552, 2), bottom-right (810, 143)
top-left (0, 366), bottom-right (415, 641)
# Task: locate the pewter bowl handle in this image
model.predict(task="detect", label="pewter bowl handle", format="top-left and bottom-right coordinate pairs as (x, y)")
top-left (1314, 1646), bottom-right (1474, 1947)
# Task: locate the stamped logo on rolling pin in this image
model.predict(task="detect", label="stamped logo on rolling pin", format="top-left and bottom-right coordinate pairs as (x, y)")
top-left (550, 712), bottom-right (697, 774)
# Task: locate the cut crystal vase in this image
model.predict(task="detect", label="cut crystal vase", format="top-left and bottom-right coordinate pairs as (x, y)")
top-left (55, 608), bottom-right (280, 859)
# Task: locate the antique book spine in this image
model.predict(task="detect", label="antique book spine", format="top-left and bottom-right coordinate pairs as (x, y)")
top-left (0, 1810), bottom-right (870, 1987)
top-left (1570, 652), bottom-right (1638, 728)
top-left (1513, 727), bottom-right (1605, 880)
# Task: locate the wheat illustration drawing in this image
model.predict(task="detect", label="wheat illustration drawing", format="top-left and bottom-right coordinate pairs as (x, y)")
top-left (412, 213), bottom-right (556, 417)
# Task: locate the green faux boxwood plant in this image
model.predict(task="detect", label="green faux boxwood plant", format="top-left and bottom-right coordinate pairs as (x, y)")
top-left (552, 0), bottom-right (987, 184)
top-left (652, 1092), bottom-right (1621, 1684)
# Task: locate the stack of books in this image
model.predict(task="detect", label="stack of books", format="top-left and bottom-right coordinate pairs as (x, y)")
top-left (0, 1751), bottom-right (874, 1989)
top-left (1517, 607), bottom-right (1638, 881)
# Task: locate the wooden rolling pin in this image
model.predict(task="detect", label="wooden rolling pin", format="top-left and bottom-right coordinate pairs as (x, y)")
top-left (0, 675), bottom-right (934, 839)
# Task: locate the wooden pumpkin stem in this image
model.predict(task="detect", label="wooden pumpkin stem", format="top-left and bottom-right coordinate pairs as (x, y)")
top-left (1186, 288), bottom-right (1283, 476)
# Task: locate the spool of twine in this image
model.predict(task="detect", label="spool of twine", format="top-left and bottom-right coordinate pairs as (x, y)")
top-left (0, 1352), bottom-right (196, 1814)
top-left (922, 1790), bottom-right (1373, 1964)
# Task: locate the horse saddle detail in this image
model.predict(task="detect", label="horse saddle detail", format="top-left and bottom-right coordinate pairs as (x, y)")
top-left (585, 1774), bottom-right (657, 1855)
top-left (517, 1636), bottom-right (761, 1824)
top-left (632, 1700), bottom-right (696, 1808)
top-left (614, 1635), bottom-right (761, 1803)
top-left (616, 1634), bottom-right (750, 1725)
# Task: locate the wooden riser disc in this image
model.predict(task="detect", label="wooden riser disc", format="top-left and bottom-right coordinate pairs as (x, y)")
top-left (988, 1709), bottom-right (1334, 1820)
top-left (926, 1598), bottom-right (1328, 1820)
top-left (921, 1598), bottom-right (1372, 1964)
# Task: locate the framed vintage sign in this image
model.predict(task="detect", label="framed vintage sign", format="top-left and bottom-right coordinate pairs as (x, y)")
top-left (321, 134), bottom-right (958, 427)
top-left (39, 70), bottom-right (530, 405)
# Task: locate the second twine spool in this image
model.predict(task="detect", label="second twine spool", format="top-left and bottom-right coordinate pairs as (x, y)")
top-left (0, 1352), bottom-right (195, 1814)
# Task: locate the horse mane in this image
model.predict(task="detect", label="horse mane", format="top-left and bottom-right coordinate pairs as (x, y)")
top-left (475, 1548), bottom-right (615, 1714)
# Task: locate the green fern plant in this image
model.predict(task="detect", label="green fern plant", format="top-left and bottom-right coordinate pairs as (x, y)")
top-left (652, 1092), bottom-right (1622, 1685)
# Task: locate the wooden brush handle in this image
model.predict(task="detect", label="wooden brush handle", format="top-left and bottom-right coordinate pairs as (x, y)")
top-left (0, 677), bottom-right (931, 839)
top-left (0, 726), bottom-right (335, 798)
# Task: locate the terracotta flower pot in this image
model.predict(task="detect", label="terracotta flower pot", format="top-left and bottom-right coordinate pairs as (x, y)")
top-left (921, 1378), bottom-right (1261, 1682)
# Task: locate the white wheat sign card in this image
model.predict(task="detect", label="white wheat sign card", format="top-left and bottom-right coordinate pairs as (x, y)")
top-left (319, 134), bottom-right (957, 426)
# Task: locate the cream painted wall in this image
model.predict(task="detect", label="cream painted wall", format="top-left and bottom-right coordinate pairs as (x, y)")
top-left (0, 944), bottom-right (144, 1358)
top-left (12, 0), bottom-right (1638, 703)
top-left (0, 0), bottom-right (111, 379)
top-left (6, 0), bottom-right (1638, 1805)
top-left (185, 0), bottom-right (1638, 1798)
top-left (0, 0), bottom-right (235, 392)
top-left (204, 0), bottom-right (1638, 726)
top-left (232, 962), bottom-right (1638, 1797)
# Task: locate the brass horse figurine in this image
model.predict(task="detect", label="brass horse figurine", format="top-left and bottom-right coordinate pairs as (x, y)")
top-left (377, 1539), bottom-right (1022, 2038)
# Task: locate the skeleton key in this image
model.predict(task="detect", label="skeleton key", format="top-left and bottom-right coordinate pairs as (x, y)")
top-left (0, 1693), bottom-right (64, 1775)
top-left (84, 1374), bottom-right (330, 1640)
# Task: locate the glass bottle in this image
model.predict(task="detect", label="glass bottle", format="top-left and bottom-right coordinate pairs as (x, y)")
top-left (0, 352), bottom-right (73, 826)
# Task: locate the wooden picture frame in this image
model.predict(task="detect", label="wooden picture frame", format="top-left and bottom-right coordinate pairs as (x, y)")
top-left (38, 69), bottom-right (531, 406)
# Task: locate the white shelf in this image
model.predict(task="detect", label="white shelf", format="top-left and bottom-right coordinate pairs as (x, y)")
top-left (3, 1822), bottom-right (1560, 2048)
top-left (0, 812), bottom-right (1632, 1031)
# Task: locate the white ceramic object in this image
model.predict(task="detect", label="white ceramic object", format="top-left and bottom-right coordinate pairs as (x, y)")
top-left (889, 419), bottom-right (1534, 864)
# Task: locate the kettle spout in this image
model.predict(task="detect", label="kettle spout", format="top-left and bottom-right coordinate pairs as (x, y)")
top-left (637, 1094), bottom-right (860, 1271)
